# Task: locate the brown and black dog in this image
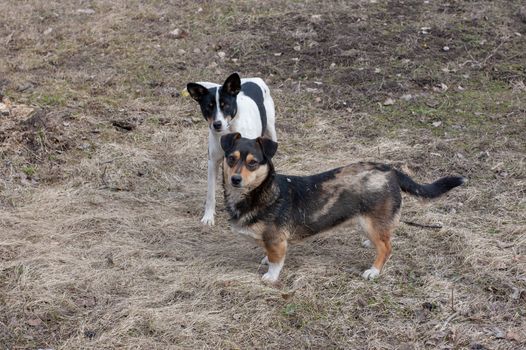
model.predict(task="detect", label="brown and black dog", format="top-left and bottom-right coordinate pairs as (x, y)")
top-left (220, 133), bottom-right (465, 282)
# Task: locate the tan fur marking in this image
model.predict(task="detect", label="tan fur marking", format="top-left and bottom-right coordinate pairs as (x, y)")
top-left (359, 216), bottom-right (393, 272)
top-left (337, 162), bottom-right (375, 176)
top-left (323, 165), bottom-right (388, 195)
top-left (231, 222), bottom-right (266, 240)
top-left (365, 172), bottom-right (389, 191)
top-left (311, 188), bottom-right (344, 221)
top-left (241, 163), bottom-right (268, 189)
top-left (265, 239), bottom-right (288, 264)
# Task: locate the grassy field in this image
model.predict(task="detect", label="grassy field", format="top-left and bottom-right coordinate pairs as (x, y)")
top-left (1, 0), bottom-right (525, 349)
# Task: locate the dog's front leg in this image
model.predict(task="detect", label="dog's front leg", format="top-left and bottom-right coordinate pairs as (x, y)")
top-left (201, 140), bottom-right (222, 226)
top-left (262, 238), bottom-right (287, 283)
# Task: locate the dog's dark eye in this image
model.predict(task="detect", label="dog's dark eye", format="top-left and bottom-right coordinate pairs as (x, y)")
top-left (247, 160), bottom-right (258, 168)
top-left (209, 102), bottom-right (214, 108)
top-left (220, 102), bottom-right (225, 108)
top-left (227, 155), bottom-right (237, 164)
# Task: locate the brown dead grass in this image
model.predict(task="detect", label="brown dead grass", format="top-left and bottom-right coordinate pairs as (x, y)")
top-left (1, 0), bottom-right (525, 349)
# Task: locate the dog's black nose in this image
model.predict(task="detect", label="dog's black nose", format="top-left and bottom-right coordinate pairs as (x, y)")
top-left (213, 121), bottom-right (222, 130)
top-left (231, 175), bottom-right (242, 186)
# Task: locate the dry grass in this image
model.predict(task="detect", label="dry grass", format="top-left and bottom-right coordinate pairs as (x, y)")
top-left (1, 0), bottom-right (525, 349)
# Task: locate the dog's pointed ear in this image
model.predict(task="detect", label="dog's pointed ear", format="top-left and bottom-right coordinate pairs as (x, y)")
top-left (223, 73), bottom-right (241, 96)
top-left (257, 137), bottom-right (278, 160)
top-left (186, 83), bottom-right (209, 101)
top-left (221, 132), bottom-right (241, 153)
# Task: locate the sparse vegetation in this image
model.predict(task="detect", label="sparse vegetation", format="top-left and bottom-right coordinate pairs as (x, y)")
top-left (0, 0), bottom-right (525, 349)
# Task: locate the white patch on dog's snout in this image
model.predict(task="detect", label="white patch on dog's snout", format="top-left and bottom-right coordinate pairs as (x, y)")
top-left (212, 89), bottom-right (227, 132)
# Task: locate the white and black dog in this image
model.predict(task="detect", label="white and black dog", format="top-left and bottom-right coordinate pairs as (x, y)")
top-left (187, 73), bottom-right (277, 225)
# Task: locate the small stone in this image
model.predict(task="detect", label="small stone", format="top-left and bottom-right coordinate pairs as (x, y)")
top-left (193, 48), bottom-right (201, 54)
top-left (433, 83), bottom-right (448, 92)
top-left (77, 8), bottom-right (95, 15)
top-left (383, 98), bottom-right (395, 106)
top-left (494, 328), bottom-right (505, 339)
top-left (27, 318), bottom-right (42, 326)
top-left (43, 27), bottom-right (53, 35)
top-left (310, 14), bottom-right (322, 23)
top-left (374, 68), bottom-right (381, 73)
top-left (401, 94), bottom-right (413, 101)
top-left (17, 82), bottom-right (34, 92)
top-left (177, 49), bottom-right (186, 55)
top-left (0, 103), bottom-right (9, 116)
top-left (273, 52), bottom-right (282, 56)
top-left (168, 28), bottom-right (188, 39)
top-left (293, 45), bottom-right (301, 51)
top-left (315, 97), bottom-right (322, 103)
top-left (510, 287), bottom-right (521, 300)
top-left (197, 7), bottom-right (203, 13)
top-left (432, 121), bottom-right (442, 127)
top-left (329, 62), bottom-right (336, 69)
top-left (291, 57), bottom-right (299, 62)
top-left (217, 51), bottom-right (226, 59)
top-left (442, 46), bottom-right (450, 52)
top-left (477, 151), bottom-right (490, 161)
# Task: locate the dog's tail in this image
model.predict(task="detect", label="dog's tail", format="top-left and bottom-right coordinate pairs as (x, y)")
top-left (394, 170), bottom-right (466, 199)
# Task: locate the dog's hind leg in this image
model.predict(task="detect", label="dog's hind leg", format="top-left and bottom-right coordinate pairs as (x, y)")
top-left (359, 216), bottom-right (394, 280)
top-left (263, 93), bottom-right (277, 141)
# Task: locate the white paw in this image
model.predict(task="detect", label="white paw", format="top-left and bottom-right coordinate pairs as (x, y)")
top-left (262, 272), bottom-right (279, 283)
top-left (200, 211), bottom-right (215, 226)
top-left (260, 256), bottom-right (269, 265)
top-left (362, 239), bottom-right (374, 248)
top-left (362, 267), bottom-right (380, 280)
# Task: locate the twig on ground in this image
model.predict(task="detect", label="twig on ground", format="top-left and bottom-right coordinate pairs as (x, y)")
top-left (402, 220), bottom-right (443, 229)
